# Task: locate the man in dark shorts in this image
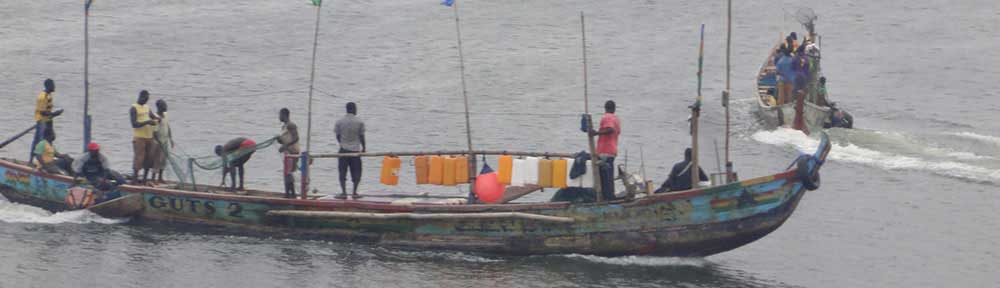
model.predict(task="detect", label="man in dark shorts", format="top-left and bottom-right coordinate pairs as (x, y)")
top-left (215, 137), bottom-right (256, 191)
top-left (334, 102), bottom-right (365, 199)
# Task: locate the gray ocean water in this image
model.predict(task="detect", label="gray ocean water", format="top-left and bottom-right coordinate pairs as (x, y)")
top-left (1, 0), bottom-right (999, 287)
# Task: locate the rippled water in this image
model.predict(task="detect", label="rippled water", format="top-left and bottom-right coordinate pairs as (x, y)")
top-left (1, 0), bottom-right (998, 287)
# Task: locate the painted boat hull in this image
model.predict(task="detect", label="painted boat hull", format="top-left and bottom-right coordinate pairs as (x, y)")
top-left (0, 136), bottom-right (830, 256)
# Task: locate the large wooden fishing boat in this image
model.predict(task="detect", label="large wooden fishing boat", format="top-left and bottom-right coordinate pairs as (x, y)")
top-left (0, 133), bottom-right (830, 256)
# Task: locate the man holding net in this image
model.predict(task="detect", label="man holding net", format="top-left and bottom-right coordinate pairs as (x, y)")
top-left (215, 137), bottom-right (256, 191)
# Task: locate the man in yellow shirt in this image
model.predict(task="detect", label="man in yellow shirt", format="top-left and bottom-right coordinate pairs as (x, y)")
top-left (129, 90), bottom-right (159, 184)
top-left (33, 128), bottom-right (73, 174)
top-left (29, 79), bottom-right (63, 163)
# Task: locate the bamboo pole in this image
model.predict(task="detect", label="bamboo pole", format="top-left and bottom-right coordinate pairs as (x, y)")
top-left (303, 1), bottom-right (324, 199)
top-left (724, 0), bottom-right (732, 183)
top-left (580, 13), bottom-right (603, 201)
top-left (83, 1), bottom-right (91, 152)
top-left (266, 210), bottom-right (575, 224)
top-left (310, 150), bottom-right (575, 159)
top-left (691, 24), bottom-right (705, 188)
top-left (450, 0), bottom-right (478, 198)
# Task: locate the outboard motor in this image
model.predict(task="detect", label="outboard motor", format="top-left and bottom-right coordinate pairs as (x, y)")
top-left (824, 102), bottom-right (854, 129)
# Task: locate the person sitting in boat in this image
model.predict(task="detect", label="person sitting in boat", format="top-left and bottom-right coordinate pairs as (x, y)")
top-left (216, 137), bottom-right (256, 191)
top-left (815, 77), bottom-right (829, 107)
top-left (72, 142), bottom-right (127, 192)
top-left (32, 128), bottom-right (73, 175)
top-left (655, 148), bottom-right (707, 193)
top-left (825, 102), bottom-right (854, 129)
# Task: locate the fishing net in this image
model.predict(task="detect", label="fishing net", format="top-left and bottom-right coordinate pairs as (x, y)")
top-left (157, 136), bottom-right (278, 189)
top-left (793, 7), bottom-right (818, 34)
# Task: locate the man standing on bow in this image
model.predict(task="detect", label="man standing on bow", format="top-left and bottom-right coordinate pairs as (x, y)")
top-left (29, 79), bottom-right (63, 163)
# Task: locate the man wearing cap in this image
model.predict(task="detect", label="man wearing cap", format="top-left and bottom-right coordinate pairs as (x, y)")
top-left (589, 100), bottom-right (621, 200)
top-left (130, 90), bottom-right (159, 185)
top-left (73, 142), bottom-right (126, 191)
top-left (215, 137), bottom-right (256, 191)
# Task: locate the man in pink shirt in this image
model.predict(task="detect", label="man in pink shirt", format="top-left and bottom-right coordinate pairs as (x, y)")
top-left (590, 100), bottom-right (621, 198)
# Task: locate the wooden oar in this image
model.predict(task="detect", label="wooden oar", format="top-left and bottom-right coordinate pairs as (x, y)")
top-left (87, 193), bottom-right (144, 218)
top-left (0, 124), bottom-right (39, 149)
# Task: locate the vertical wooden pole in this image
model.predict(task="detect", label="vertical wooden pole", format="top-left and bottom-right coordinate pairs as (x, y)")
top-left (581, 13), bottom-right (603, 201)
top-left (724, 0), bottom-right (733, 182)
top-left (691, 24), bottom-right (705, 188)
top-left (451, 1), bottom-right (478, 195)
top-left (303, 1), bottom-right (324, 199)
top-left (83, 1), bottom-right (91, 152)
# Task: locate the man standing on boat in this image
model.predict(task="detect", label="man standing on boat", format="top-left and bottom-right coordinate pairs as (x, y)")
top-left (277, 108), bottom-right (300, 199)
top-left (29, 79), bottom-right (63, 164)
top-left (589, 100), bottom-right (620, 199)
top-left (334, 102), bottom-right (365, 199)
top-left (152, 99), bottom-right (174, 184)
top-left (130, 90), bottom-right (160, 185)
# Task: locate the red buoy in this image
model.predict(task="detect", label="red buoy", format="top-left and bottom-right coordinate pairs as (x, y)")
top-left (475, 163), bottom-right (505, 203)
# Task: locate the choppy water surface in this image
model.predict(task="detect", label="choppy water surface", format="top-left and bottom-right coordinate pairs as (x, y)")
top-left (1, 0), bottom-right (998, 287)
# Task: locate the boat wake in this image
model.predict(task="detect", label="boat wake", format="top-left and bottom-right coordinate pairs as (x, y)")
top-left (752, 128), bottom-right (1000, 185)
top-left (559, 254), bottom-right (709, 267)
top-left (0, 197), bottom-right (127, 225)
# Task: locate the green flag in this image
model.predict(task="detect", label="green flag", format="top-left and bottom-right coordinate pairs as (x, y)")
top-left (311, 0), bottom-right (321, 6)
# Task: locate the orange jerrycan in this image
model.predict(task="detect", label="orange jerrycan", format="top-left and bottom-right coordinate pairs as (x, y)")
top-left (551, 159), bottom-right (568, 188)
top-left (415, 156), bottom-right (430, 184)
top-left (443, 157), bottom-right (457, 186)
top-left (538, 158), bottom-right (553, 188)
top-left (429, 155), bottom-right (444, 185)
top-left (455, 156), bottom-right (469, 184)
top-left (380, 156), bottom-right (401, 186)
top-left (498, 155), bottom-right (513, 184)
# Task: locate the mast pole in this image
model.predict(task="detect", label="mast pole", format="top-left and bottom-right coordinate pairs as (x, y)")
top-left (83, 0), bottom-right (92, 152)
top-left (451, 0), bottom-right (477, 185)
top-left (581, 12), bottom-right (603, 201)
top-left (724, 0), bottom-right (733, 182)
top-left (691, 24), bottom-right (704, 188)
top-left (303, 0), bottom-right (324, 199)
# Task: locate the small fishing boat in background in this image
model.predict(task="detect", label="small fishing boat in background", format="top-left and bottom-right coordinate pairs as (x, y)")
top-left (754, 8), bottom-right (853, 134)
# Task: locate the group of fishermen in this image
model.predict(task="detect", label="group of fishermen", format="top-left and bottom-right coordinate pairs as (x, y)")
top-left (28, 77), bottom-right (706, 203)
top-left (27, 78), bottom-right (369, 200)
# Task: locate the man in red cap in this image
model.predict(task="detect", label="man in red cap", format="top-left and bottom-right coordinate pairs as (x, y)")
top-left (72, 142), bottom-right (125, 190)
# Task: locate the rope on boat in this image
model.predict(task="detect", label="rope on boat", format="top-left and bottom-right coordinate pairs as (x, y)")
top-left (266, 210), bottom-right (575, 224)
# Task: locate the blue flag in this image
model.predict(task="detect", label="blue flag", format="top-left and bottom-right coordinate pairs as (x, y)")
top-left (440, 0), bottom-right (454, 7)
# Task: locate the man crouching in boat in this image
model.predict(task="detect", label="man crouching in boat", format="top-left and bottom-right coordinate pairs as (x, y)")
top-left (656, 148), bottom-right (708, 193)
top-left (216, 137), bottom-right (256, 191)
top-left (72, 142), bottom-right (127, 193)
top-left (33, 128), bottom-right (74, 175)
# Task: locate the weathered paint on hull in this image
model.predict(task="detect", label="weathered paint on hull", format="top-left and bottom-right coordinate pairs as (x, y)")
top-left (0, 155), bottom-right (817, 257)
